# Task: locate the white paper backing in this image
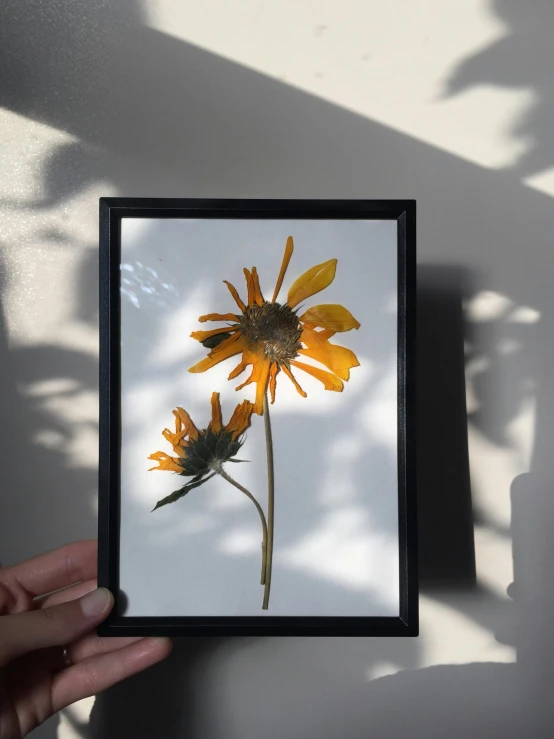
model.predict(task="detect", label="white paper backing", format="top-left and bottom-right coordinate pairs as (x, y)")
top-left (119, 217), bottom-right (399, 616)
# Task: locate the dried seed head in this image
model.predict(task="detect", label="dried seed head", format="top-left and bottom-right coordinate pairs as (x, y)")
top-left (177, 429), bottom-right (244, 477)
top-left (238, 301), bottom-right (302, 362)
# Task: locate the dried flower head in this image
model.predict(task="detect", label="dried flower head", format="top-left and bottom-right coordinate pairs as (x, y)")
top-left (188, 236), bottom-right (360, 414)
top-left (148, 393), bottom-right (253, 510)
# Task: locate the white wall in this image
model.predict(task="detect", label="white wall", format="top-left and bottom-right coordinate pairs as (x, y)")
top-left (0, 0), bottom-right (553, 737)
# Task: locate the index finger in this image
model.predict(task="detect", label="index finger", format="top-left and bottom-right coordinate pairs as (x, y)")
top-left (2, 540), bottom-right (97, 598)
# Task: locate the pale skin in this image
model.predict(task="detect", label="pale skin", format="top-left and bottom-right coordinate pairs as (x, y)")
top-left (0, 540), bottom-right (172, 738)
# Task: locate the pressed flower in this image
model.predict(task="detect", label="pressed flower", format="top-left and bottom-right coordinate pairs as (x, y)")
top-left (148, 393), bottom-right (254, 510)
top-left (188, 237), bottom-right (360, 414)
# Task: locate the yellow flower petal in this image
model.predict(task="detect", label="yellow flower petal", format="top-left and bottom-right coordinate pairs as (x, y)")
top-left (198, 312), bottom-right (239, 323)
top-left (190, 326), bottom-right (239, 342)
top-left (317, 328), bottom-right (336, 340)
top-left (254, 357), bottom-right (272, 415)
top-left (299, 304), bottom-right (360, 332)
top-left (162, 426), bottom-right (187, 452)
top-left (209, 391), bottom-right (222, 433)
top-left (243, 269), bottom-right (256, 308)
top-left (290, 359), bottom-right (343, 391)
top-left (234, 349), bottom-right (265, 391)
top-left (251, 267), bottom-right (265, 305)
top-left (147, 451), bottom-right (182, 473)
top-left (281, 363), bottom-right (307, 398)
top-left (299, 327), bottom-right (360, 381)
top-left (223, 280), bottom-right (246, 311)
top-left (212, 332), bottom-right (243, 352)
top-left (174, 407), bottom-right (199, 441)
top-left (228, 356), bottom-right (248, 380)
top-left (269, 362), bottom-right (279, 404)
top-left (235, 369), bottom-right (256, 391)
top-left (301, 325), bottom-right (337, 339)
top-left (188, 334), bottom-right (246, 374)
top-left (297, 347), bottom-right (358, 381)
top-left (287, 259), bottom-right (337, 309)
top-left (225, 399), bottom-right (254, 439)
top-left (272, 236), bottom-right (294, 302)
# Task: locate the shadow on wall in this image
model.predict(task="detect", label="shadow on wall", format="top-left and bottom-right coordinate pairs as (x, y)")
top-left (0, 253), bottom-right (98, 739)
top-left (0, 251), bottom-right (98, 563)
top-left (443, 0), bottom-right (554, 179)
top-left (0, 0), bottom-right (554, 737)
top-left (417, 265), bottom-right (476, 589)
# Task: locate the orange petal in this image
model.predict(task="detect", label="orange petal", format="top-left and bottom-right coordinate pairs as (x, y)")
top-left (281, 363), bottom-right (307, 398)
top-left (225, 399), bottom-right (254, 439)
top-left (174, 407), bottom-right (199, 440)
top-left (235, 369), bottom-right (256, 391)
top-left (212, 331), bottom-right (242, 351)
top-left (147, 451), bottom-right (182, 473)
top-left (234, 350), bottom-right (262, 390)
top-left (297, 347), bottom-right (358, 381)
top-left (301, 324), bottom-right (350, 349)
top-left (298, 327), bottom-right (359, 381)
top-left (290, 359), bottom-right (343, 391)
top-left (188, 334), bottom-right (247, 373)
top-left (209, 391), bottom-right (223, 433)
top-left (223, 280), bottom-right (246, 312)
top-left (272, 236), bottom-right (294, 302)
top-left (299, 304), bottom-right (360, 332)
top-left (190, 326), bottom-right (239, 342)
top-left (243, 269), bottom-right (255, 307)
top-left (231, 347), bottom-right (264, 389)
top-left (269, 361), bottom-right (279, 404)
top-left (198, 312), bottom-right (239, 323)
top-left (162, 426), bottom-right (187, 452)
top-left (251, 267), bottom-right (265, 305)
top-left (201, 330), bottom-right (241, 358)
top-left (287, 259), bottom-right (337, 309)
top-left (318, 328), bottom-right (336, 340)
top-left (254, 357), bottom-right (272, 415)
top-left (243, 267), bottom-right (264, 306)
top-left (228, 356), bottom-right (248, 380)
top-left (301, 323), bottom-right (337, 342)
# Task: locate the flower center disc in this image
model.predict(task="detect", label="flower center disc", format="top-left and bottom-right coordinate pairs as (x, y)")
top-left (239, 302), bottom-right (302, 362)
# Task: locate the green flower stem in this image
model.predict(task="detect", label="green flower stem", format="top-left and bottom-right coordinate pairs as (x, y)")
top-left (216, 466), bottom-right (268, 586)
top-left (261, 543), bottom-right (266, 585)
top-left (262, 392), bottom-right (275, 610)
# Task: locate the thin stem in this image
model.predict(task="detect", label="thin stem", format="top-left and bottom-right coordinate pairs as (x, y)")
top-left (216, 466), bottom-right (268, 586)
top-left (261, 543), bottom-right (266, 585)
top-left (262, 392), bottom-right (275, 610)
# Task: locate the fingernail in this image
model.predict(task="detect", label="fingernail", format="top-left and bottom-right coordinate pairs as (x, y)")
top-left (151, 637), bottom-right (171, 646)
top-left (147, 636), bottom-right (172, 651)
top-left (80, 587), bottom-right (112, 617)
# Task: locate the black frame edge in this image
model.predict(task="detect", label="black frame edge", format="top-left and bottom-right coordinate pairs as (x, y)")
top-left (98, 198), bottom-right (121, 604)
top-left (97, 198), bottom-right (418, 637)
top-left (398, 202), bottom-right (418, 635)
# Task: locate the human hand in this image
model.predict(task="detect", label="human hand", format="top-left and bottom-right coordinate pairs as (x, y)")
top-left (0, 540), bottom-right (172, 738)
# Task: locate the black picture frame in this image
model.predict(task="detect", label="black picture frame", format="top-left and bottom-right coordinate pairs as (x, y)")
top-left (98, 198), bottom-right (417, 637)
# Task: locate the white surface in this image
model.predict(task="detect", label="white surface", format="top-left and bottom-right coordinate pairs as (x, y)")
top-left (119, 218), bottom-right (399, 616)
top-left (0, 0), bottom-right (553, 736)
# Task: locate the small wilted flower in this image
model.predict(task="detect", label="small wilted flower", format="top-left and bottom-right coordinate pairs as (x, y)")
top-left (188, 236), bottom-right (360, 414)
top-left (148, 392), bottom-right (253, 510)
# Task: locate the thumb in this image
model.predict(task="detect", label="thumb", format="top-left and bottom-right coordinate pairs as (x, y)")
top-left (0, 587), bottom-right (113, 665)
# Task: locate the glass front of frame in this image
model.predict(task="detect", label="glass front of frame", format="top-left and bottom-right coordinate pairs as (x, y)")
top-left (118, 217), bottom-right (399, 617)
